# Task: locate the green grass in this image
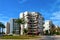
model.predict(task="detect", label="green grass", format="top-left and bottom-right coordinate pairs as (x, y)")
top-left (0, 35), bottom-right (41, 39)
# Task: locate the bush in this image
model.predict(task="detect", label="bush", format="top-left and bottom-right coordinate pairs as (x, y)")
top-left (24, 29), bottom-right (28, 33)
top-left (44, 30), bottom-right (49, 35)
top-left (9, 35), bottom-right (13, 36)
top-left (55, 32), bottom-right (60, 35)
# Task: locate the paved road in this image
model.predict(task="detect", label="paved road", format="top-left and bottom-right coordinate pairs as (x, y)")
top-left (40, 36), bottom-right (60, 40)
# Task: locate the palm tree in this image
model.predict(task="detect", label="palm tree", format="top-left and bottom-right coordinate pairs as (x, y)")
top-left (0, 22), bottom-right (5, 34)
top-left (15, 18), bottom-right (25, 35)
top-left (50, 24), bottom-right (55, 35)
top-left (0, 22), bottom-right (2, 34)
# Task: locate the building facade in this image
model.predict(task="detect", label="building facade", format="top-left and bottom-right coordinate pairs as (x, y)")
top-left (10, 19), bottom-right (19, 34)
top-left (20, 11), bottom-right (44, 35)
top-left (6, 22), bottom-right (10, 34)
top-left (43, 20), bottom-right (53, 34)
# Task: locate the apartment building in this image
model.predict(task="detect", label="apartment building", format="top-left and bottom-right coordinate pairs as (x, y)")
top-left (20, 11), bottom-right (44, 35)
top-left (43, 20), bottom-right (53, 34)
top-left (10, 19), bottom-right (19, 34)
top-left (6, 22), bottom-right (10, 34)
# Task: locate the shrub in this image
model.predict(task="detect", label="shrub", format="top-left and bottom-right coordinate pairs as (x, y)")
top-left (24, 29), bottom-right (28, 33)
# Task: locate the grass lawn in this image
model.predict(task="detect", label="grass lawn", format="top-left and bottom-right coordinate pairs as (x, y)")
top-left (0, 35), bottom-right (41, 39)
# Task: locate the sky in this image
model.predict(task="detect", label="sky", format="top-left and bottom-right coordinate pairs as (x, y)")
top-left (0, 0), bottom-right (60, 26)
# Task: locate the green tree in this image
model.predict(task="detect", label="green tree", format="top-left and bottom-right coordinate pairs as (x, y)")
top-left (24, 28), bottom-right (28, 33)
top-left (15, 18), bottom-right (25, 34)
top-left (45, 30), bottom-right (49, 35)
top-left (0, 22), bottom-right (5, 34)
top-left (50, 24), bottom-right (55, 35)
top-left (55, 27), bottom-right (60, 35)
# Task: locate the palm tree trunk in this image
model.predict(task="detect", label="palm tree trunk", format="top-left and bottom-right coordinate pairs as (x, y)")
top-left (18, 24), bottom-right (21, 34)
top-left (0, 28), bottom-right (1, 34)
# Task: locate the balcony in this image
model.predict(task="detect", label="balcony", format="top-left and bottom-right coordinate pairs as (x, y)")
top-left (28, 29), bottom-right (38, 31)
top-left (28, 31), bottom-right (39, 34)
top-left (28, 23), bottom-right (38, 25)
top-left (27, 21), bottom-right (38, 24)
top-left (27, 16), bottom-right (39, 19)
top-left (34, 21), bottom-right (38, 23)
top-left (28, 26), bottom-right (38, 29)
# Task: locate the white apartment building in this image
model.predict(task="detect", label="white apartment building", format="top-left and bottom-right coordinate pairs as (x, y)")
top-left (20, 11), bottom-right (44, 35)
top-left (43, 20), bottom-right (53, 33)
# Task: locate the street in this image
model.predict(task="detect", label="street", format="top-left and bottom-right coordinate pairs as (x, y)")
top-left (40, 36), bottom-right (60, 40)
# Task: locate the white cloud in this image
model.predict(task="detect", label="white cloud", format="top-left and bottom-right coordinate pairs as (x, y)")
top-left (1, 16), bottom-right (9, 19)
top-left (50, 11), bottom-right (60, 26)
top-left (0, 13), bottom-right (9, 19)
top-left (53, 21), bottom-right (60, 26)
top-left (0, 20), bottom-right (8, 25)
top-left (0, 20), bottom-right (6, 24)
top-left (0, 16), bottom-right (9, 25)
top-left (50, 11), bottom-right (60, 20)
top-left (0, 15), bottom-right (9, 19)
top-left (50, 0), bottom-right (60, 12)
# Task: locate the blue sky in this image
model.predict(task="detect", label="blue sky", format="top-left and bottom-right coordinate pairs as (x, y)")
top-left (0, 0), bottom-right (60, 26)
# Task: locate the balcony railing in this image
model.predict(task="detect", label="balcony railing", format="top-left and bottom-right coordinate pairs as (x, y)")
top-left (28, 26), bottom-right (38, 29)
top-left (28, 31), bottom-right (39, 33)
top-left (27, 21), bottom-right (38, 24)
top-left (28, 29), bottom-right (38, 31)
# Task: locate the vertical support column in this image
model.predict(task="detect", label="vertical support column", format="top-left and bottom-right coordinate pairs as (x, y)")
top-left (21, 24), bottom-right (24, 35)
